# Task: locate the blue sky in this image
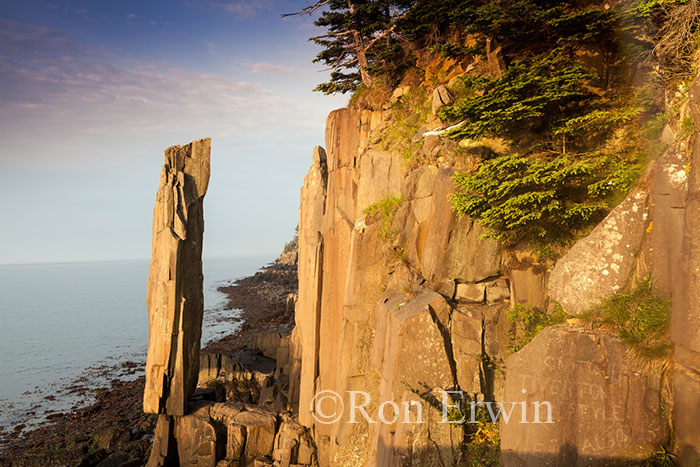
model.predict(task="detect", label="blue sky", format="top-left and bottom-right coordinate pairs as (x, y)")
top-left (0, 0), bottom-right (347, 264)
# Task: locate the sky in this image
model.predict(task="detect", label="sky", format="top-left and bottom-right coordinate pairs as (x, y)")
top-left (0, 0), bottom-right (347, 265)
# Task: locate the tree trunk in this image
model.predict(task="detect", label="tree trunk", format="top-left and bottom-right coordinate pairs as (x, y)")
top-left (348, 2), bottom-right (373, 88)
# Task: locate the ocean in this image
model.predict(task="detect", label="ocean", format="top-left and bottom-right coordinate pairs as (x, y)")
top-left (0, 256), bottom-right (273, 431)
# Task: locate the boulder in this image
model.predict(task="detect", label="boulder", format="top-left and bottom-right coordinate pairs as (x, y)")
top-left (210, 402), bottom-right (276, 464)
top-left (234, 408), bottom-right (277, 464)
top-left (173, 404), bottom-right (219, 467)
top-left (501, 325), bottom-right (667, 466)
top-left (198, 349), bottom-right (277, 406)
top-left (92, 425), bottom-right (131, 450)
top-left (455, 282), bottom-right (486, 302)
top-left (147, 402), bottom-right (291, 467)
top-left (272, 416), bottom-right (316, 467)
top-left (391, 85), bottom-right (411, 104)
top-left (548, 189), bottom-right (648, 315)
top-left (432, 85), bottom-right (455, 116)
top-left (255, 332), bottom-right (283, 359)
top-left (144, 138), bottom-right (211, 415)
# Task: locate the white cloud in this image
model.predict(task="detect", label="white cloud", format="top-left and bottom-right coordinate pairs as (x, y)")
top-left (0, 20), bottom-right (333, 169)
top-left (0, 17), bottom-right (348, 263)
top-left (249, 61), bottom-right (296, 75)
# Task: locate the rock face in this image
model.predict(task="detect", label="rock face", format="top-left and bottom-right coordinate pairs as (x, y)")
top-left (144, 138), bottom-right (212, 416)
top-left (547, 189), bottom-right (649, 315)
top-left (501, 325), bottom-right (667, 466)
top-left (671, 79), bottom-right (700, 466)
top-left (292, 108), bottom-right (511, 466)
top-left (432, 85), bottom-right (454, 116)
top-left (290, 91), bottom-right (698, 466)
top-left (147, 401), bottom-right (316, 467)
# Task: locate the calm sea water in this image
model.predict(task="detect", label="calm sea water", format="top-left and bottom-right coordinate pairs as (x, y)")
top-left (0, 256), bottom-right (272, 431)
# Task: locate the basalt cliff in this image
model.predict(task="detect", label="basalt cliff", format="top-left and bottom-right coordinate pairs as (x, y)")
top-left (285, 78), bottom-right (698, 465)
top-left (26, 5), bottom-right (698, 467)
top-left (142, 60), bottom-right (700, 466)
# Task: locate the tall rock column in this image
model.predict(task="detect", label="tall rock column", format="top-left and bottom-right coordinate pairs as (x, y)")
top-left (144, 137), bottom-right (211, 416)
top-left (672, 81), bottom-right (700, 466)
top-left (295, 145), bottom-right (328, 427)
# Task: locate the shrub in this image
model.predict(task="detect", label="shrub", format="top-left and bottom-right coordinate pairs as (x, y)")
top-left (507, 302), bottom-right (567, 352)
top-left (439, 50), bottom-right (595, 141)
top-left (282, 225), bottom-right (299, 253)
top-left (580, 276), bottom-right (672, 360)
top-left (363, 195), bottom-right (404, 239)
top-left (376, 86), bottom-right (431, 163)
top-left (451, 149), bottom-right (641, 244)
top-left (432, 1), bottom-right (671, 245)
top-left (644, 445), bottom-right (678, 467)
top-left (463, 415), bottom-right (500, 467)
top-left (443, 399), bottom-right (500, 466)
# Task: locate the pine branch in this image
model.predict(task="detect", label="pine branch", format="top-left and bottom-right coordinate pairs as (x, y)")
top-left (309, 30), bottom-right (356, 40)
top-left (281, 1), bottom-right (330, 18)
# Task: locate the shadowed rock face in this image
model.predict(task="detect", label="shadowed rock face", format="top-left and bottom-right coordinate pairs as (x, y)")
top-left (144, 138), bottom-right (211, 416)
top-left (501, 325), bottom-right (667, 466)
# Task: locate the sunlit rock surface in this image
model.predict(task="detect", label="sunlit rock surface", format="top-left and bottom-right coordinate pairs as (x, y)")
top-left (144, 138), bottom-right (211, 416)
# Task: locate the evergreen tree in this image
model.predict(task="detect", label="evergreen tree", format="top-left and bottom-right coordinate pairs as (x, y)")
top-left (285, 1), bottom-right (413, 94)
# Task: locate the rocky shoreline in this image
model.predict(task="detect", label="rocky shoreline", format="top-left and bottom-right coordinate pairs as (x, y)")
top-left (0, 257), bottom-right (297, 467)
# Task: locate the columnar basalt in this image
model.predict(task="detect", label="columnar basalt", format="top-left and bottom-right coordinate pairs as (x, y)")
top-left (142, 139), bottom-right (318, 467)
top-left (671, 79), bottom-right (700, 466)
top-left (290, 77), bottom-right (699, 464)
top-left (292, 108), bottom-right (511, 466)
top-left (144, 137), bottom-right (211, 416)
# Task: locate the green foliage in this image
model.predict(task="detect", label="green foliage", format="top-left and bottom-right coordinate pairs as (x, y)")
top-left (363, 195), bottom-right (404, 239)
top-left (393, 246), bottom-right (409, 264)
top-left (314, 70), bottom-right (363, 95)
top-left (463, 415), bottom-right (500, 467)
top-left (631, 0), bottom-right (688, 18)
top-left (430, 41), bottom-right (482, 60)
top-left (283, 225), bottom-right (299, 253)
top-left (376, 86), bottom-right (431, 163)
top-left (580, 276), bottom-right (673, 360)
top-left (419, 0), bottom-right (663, 245)
top-left (439, 50), bottom-right (595, 140)
top-left (644, 110), bottom-right (670, 139)
top-left (452, 150), bottom-right (641, 244)
top-left (554, 105), bottom-right (642, 138)
top-left (682, 116), bottom-right (694, 135)
top-left (395, 0), bottom-right (474, 46)
top-left (408, 0), bottom-right (619, 58)
top-left (442, 399), bottom-right (500, 466)
top-left (298, 0), bottom-right (415, 94)
top-left (506, 303), bottom-right (567, 352)
top-left (644, 445), bottom-right (678, 467)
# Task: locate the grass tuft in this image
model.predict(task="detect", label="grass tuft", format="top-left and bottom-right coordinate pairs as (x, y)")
top-left (580, 276), bottom-right (672, 361)
top-left (363, 195), bottom-right (404, 240)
